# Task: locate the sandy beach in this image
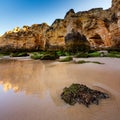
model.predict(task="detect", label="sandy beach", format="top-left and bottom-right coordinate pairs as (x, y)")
top-left (0, 57), bottom-right (120, 120)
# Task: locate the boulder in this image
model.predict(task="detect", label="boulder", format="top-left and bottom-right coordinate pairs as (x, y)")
top-left (61, 83), bottom-right (109, 107)
top-left (65, 29), bottom-right (90, 51)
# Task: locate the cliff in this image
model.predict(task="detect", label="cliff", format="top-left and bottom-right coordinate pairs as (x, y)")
top-left (0, 0), bottom-right (120, 52)
top-left (0, 23), bottom-right (49, 51)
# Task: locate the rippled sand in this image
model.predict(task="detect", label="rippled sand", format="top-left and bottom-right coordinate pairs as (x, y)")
top-left (0, 58), bottom-right (120, 120)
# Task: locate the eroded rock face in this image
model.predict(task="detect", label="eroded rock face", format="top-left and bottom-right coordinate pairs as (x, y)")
top-left (45, 19), bottom-right (66, 50)
top-left (65, 29), bottom-right (90, 51)
top-left (0, 23), bottom-right (49, 51)
top-left (110, 0), bottom-right (120, 48)
top-left (72, 9), bottom-right (112, 48)
top-left (0, 0), bottom-right (119, 51)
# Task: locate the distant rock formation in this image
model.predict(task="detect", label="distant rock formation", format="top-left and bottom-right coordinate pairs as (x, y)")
top-left (0, 0), bottom-right (120, 51)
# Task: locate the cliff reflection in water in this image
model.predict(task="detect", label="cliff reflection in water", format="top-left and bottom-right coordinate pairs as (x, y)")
top-left (0, 59), bottom-right (71, 105)
top-left (0, 60), bottom-right (46, 96)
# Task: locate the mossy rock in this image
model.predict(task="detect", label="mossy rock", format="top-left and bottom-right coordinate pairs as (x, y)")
top-left (30, 53), bottom-right (42, 59)
top-left (59, 56), bottom-right (73, 62)
top-left (88, 51), bottom-right (101, 57)
top-left (31, 52), bottom-right (59, 60)
top-left (55, 51), bottom-right (71, 57)
top-left (106, 51), bottom-right (120, 58)
top-left (74, 52), bottom-right (89, 58)
top-left (10, 52), bottom-right (29, 57)
top-left (75, 60), bottom-right (104, 64)
top-left (92, 61), bottom-right (104, 64)
top-left (75, 60), bottom-right (90, 64)
top-left (0, 53), bottom-right (4, 58)
top-left (61, 83), bottom-right (109, 107)
top-left (40, 53), bottom-right (58, 60)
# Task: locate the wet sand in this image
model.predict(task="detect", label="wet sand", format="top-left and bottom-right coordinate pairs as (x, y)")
top-left (0, 58), bottom-right (120, 120)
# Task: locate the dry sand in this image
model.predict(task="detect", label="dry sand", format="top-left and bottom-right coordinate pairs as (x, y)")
top-left (0, 57), bottom-right (120, 120)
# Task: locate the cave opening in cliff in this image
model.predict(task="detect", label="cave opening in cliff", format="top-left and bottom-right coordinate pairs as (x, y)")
top-left (65, 31), bottom-right (90, 52)
top-left (90, 34), bottom-right (102, 40)
top-left (90, 34), bottom-right (104, 46)
top-left (65, 30), bottom-right (87, 43)
top-left (90, 34), bottom-right (103, 44)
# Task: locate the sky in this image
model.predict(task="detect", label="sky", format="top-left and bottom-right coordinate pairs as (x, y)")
top-left (0, 0), bottom-right (112, 35)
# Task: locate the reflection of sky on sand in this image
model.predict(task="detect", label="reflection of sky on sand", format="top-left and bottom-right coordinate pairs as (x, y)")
top-left (0, 58), bottom-right (120, 120)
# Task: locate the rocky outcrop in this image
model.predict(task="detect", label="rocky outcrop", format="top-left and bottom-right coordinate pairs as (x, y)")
top-left (0, 23), bottom-right (49, 51)
top-left (61, 83), bottom-right (109, 107)
top-left (110, 0), bottom-right (120, 48)
top-left (45, 19), bottom-right (66, 50)
top-left (65, 29), bottom-right (90, 51)
top-left (0, 0), bottom-right (120, 51)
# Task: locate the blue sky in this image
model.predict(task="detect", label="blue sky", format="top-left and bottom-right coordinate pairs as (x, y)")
top-left (0, 0), bottom-right (112, 35)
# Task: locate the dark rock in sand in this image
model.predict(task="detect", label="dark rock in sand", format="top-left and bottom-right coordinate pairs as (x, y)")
top-left (61, 83), bottom-right (109, 107)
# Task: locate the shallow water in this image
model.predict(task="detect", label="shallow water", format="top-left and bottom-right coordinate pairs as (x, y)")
top-left (0, 58), bottom-right (120, 120)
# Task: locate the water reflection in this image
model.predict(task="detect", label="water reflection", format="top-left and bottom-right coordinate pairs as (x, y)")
top-left (0, 59), bottom-right (47, 96)
top-left (0, 59), bottom-right (73, 103)
top-left (0, 58), bottom-right (120, 120)
top-left (0, 58), bottom-right (120, 100)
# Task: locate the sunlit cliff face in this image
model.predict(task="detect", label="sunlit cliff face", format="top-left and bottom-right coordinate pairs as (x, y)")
top-left (117, 12), bottom-right (120, 28)
top-left (22, 26), bottom-right (29, 31)
top-left (6, 26), bottom-right (29, 34)
top-left (13, 27), bottom-right (20, 33)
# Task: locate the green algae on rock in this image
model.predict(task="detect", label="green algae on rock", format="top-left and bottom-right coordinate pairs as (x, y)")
top-left (61, 83), bottom-right (109, 107)
top-left (30, 51), bottom-right (59, 60)
top-left (10, 52), bottom-right (29, 57)
top-left (74, 60), bottom-right (104, 64)
top-left (59, 56), bottom-right (73, 62)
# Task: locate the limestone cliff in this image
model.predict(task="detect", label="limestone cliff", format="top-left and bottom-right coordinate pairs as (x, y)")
top-left (0, 23), bottom-right (49, 51)
top-left (0, 0), bottom-right (120, 51)
top-left (110, 0), bottom-right (120, 48)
